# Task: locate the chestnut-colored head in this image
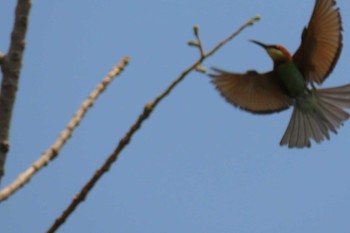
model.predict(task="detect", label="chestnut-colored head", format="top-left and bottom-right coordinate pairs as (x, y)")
top-left (250, 40), bottom-right (292, 65)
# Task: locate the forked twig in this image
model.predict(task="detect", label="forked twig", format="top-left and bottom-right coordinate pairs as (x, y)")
top-left (46, 16), bottom-right (260, 233)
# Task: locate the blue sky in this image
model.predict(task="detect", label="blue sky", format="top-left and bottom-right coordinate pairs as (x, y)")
top-left (1, 0), bottom-right (350, 232)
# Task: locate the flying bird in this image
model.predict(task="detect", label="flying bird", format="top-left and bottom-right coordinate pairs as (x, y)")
top-left (210, 0), bottom-right (350, 148)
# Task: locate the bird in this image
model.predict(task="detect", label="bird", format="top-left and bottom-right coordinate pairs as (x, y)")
top-left (209, 0), bottom-right (350, 148)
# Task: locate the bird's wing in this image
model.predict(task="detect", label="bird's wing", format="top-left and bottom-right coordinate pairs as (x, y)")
top-left (293, 0), bottom-right (342, 84)
top-left (209, 68), bottom-right (292, 114)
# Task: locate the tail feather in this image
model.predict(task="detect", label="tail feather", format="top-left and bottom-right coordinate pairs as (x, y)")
top-left (304, 111), bottom-right (327, 142)
top-left (317, 84), bottom-right (350, 108)
top-left (317, 99), bottom-right (348, 131)
top-left (280, 84), bottom-right (350, 148)
top-left (296, 109), bottom-right (309, 147)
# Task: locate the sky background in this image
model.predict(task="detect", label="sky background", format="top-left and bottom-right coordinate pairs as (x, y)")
top-left (1, 0), bottom-right (350, 232)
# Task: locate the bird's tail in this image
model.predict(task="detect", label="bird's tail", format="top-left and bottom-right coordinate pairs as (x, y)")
top-left (280, 84), bottom-right (350, 148)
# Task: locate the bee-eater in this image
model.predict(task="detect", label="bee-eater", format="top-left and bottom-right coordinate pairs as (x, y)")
top-left (210, 0), bottom-right (350, 148)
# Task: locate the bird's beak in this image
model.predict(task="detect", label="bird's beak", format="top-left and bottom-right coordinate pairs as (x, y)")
top-left (250, 40), bottom-right (269, 49)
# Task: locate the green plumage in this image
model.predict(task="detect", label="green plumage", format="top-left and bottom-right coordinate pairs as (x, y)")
top-left (276, 62), bottom-right (320, 114)
top-left (275, 61), bottom-right (306, 98)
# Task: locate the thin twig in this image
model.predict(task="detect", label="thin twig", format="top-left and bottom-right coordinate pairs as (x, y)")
top-left (0, 56), bottom-right (129, 201)
top-left (46, 16), bottom-right (260, 233)
top-left (0, 0), bottom-right (32, 184)
top-left (206, 15), bottom-right (261, 58)
top-left (193, 25), bottom-right (205, 57)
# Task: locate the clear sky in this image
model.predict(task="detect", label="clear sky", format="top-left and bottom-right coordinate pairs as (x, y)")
top-left (1, 0), bottom-right (350, 232)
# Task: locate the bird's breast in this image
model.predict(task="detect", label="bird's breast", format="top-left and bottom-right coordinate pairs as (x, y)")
top-left (275, 61), bottom-right (307, 98)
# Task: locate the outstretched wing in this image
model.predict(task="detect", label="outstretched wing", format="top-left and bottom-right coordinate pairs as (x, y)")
top-left (293, 0), bottom-right (342, 84)
top-left (209, 68), bottom-right (292, 114)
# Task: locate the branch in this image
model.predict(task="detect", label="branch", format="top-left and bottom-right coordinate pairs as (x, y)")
top-left (0, 0), bottom-right (32, 184)
top-left (46, 16), bottom-right (260, 233)
top-left (0, 53), bottom-right (5, 64)
top-left (0, 56), bottom-right (129, 201)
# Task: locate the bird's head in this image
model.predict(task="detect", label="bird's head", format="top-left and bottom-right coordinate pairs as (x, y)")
top-left (250, 40), bottom-right (292, 65)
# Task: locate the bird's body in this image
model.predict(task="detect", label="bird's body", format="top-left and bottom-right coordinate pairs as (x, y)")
top-left (276, 61), bottom-right (306, 97)
top-left (210, 0), bottom-right (350, 148)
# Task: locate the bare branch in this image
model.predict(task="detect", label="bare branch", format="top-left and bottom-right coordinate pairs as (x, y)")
top-left (46, 16), bottom-right (260, 233)
top-left (0, 53), bottom-right (5, 64)
top-left (0, 0), bottom-right (31, 178)
top-left (0, 56), bottom-right (129, 201)
top-left (193, 25), bottom-right (205, 57)
top-left (0, 0), bottom-right (32, 184)
top-left (206, 16), bottom-right (261, 58)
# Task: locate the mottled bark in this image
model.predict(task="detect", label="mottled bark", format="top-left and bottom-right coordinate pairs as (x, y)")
top-left (0, 0), bottom-right (32, 183)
